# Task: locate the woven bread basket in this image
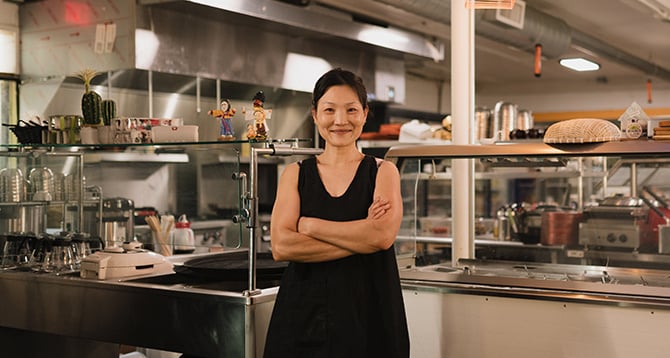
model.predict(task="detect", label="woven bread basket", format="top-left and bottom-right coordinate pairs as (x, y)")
top-left (543, 118), bottom-right (621, 144)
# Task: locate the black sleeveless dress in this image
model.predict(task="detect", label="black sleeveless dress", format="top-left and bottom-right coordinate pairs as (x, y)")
top-left (264, 155), bottom-right (409, 358)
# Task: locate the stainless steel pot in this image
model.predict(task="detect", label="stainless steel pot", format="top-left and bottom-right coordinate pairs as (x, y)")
top-left (29, 167), bottom-right (55, 202)
top-left (599, 194), bottom-right (642, 207)
top-left (493, 101), bottom-right (518, 141)
top-left (517, 109), bottom-right (534, 131)
top-left (475, 107), bottom-right (493, 140)
top-left (0, 205), bottom-right (47, 235)
top-left (0, 168), bottom-right (25, 202)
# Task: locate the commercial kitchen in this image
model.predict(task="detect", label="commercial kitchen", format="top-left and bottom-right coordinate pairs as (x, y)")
top-left (1, 0), bottom-right (670, 357)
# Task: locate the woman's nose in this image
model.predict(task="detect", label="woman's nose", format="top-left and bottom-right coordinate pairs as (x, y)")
top-left (333, 110), bottom-right (347, 124)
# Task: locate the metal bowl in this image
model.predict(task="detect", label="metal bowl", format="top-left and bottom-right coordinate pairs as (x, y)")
top-left (598, 194), bottom-right (642, 207)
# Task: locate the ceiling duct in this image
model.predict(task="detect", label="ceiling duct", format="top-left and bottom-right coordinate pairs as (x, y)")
top-left (373, 0), bottom-right (569, 58)
top-left (477, 5), bottom-right (571, 59)
top-left (373, 0), bottom-right (670, 80)
top-left (571, 30), bottom-right (670, 81)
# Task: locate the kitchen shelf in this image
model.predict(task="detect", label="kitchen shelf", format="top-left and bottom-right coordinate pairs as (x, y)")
top-left (1, 138), bottom-right (312, 151)
top-left (84, 151), bottom-right (190, 163)
top-left (2, 138), bottom-right (314, 164)
top-left (404, 170), bottom-right (582, 181)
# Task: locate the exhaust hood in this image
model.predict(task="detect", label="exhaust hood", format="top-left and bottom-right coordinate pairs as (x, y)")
top-left (19, 0), bottom-right (445, 104)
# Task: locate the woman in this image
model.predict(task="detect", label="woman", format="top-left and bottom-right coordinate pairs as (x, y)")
top-left (264, 68), bottom-right (409, 358)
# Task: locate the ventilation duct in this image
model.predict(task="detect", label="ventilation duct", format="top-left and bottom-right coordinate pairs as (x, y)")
top-left (373, 0), bottom-right (569, 58)
top-left (373, 0), bottom-right (670, 81)
top-left (571, 30), bottom-right (670, 80)
top-left (477, 5), bottom-right (571, 59)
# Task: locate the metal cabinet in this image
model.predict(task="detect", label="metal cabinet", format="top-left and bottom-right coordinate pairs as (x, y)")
top-left (0, 139), bottom-right (315, 358)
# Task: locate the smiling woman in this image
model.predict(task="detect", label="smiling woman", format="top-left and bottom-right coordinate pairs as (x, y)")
top-left (264, 68), bottom-right (409, 358)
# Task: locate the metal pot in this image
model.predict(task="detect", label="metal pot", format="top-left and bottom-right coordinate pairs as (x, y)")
top-left (474, 107), bottom-right (493, 140)
top-left (513, 204), bottom-right (561, 244)
top-left (599, 194), bottom-right (642, 207)
top-left (516, 109), bottom-right (534, 131)
top-left (540, 211), bottom-right (583, 246)
top-left (493, 101), bottom-right (518, 141)
top-left (0, 205), bottom-right (47, 235)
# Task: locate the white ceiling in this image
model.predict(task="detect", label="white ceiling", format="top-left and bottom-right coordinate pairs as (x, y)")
top-left (315, 0), bottom-right (670, 96)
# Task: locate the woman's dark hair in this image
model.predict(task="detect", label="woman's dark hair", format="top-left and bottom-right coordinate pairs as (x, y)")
top-left (312, 68), bottom-right (368, 110)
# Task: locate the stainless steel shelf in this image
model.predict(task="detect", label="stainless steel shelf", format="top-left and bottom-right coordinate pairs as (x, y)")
top-left (84, 151), bottom-right (190, 163)
top-left (386, 140), bottom-right (670, 160)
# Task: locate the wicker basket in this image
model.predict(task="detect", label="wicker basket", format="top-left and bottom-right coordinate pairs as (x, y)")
top-left (543, 118), bottom-right (621, 144)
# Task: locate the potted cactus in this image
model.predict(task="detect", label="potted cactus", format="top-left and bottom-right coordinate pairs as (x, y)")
top-left (76, 69), bottom-right (103, 126)
top-left (101, 99), bottom-right (117, 126)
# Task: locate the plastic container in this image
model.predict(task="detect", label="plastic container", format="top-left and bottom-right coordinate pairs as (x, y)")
top-left (171, 214), bottom-right (195, 254)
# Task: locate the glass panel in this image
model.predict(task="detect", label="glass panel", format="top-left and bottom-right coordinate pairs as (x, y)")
top-left (392, 142), bottom-right (670, 271)
top-left (0, 140), bottom-right (311, 256)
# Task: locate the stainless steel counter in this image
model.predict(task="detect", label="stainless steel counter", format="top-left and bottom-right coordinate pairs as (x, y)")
top-left (400, 258), bottom-right (670, 357)
top-left (0, 253), bottom-right (279, 358)
top-left (401, 259), bottom-right (670, 307)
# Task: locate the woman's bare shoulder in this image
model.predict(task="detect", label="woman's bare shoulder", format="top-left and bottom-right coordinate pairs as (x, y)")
top-left (375, 158), bottom-right (400, 175)
top-left (279, 161), bottom-right (301, 180)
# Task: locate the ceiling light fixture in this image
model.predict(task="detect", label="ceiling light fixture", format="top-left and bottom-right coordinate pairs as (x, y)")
top-left (559, 58), bottom-right (600, 72)
top-left (465, 0), bottom-right (516, 10)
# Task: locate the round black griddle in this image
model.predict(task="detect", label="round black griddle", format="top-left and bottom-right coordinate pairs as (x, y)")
top-left (175, 251), bottom-right (288, 282)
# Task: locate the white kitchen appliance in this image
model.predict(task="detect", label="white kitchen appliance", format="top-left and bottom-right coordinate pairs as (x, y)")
top-left (80, 242), bottom-right (173, 280)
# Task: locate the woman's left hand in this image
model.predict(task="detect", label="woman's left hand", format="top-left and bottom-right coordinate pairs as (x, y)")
top-left (368, 196), bottom-right (391, 220)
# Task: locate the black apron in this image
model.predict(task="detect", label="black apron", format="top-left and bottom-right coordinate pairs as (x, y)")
top-left (264, 156), bottom-right (409, 358)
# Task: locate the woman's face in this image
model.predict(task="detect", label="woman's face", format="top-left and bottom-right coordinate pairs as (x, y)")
top-left (312, 85), bottom-right (368, 147)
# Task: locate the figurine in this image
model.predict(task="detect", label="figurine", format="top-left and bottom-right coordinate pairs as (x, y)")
top-left (208, 99), bottom-right (236, 140)
top-left (245, 123), bottom-right (257, 140)
top-left (243, 91), bottom-right (272, 140)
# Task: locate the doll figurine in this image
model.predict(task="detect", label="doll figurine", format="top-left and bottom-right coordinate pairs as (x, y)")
top-left (246, 123), bottom-right (257, 140)
top-left (208, 99), bottom-right (236, 140)
top-left (243, 91), bottom-right (272, 140)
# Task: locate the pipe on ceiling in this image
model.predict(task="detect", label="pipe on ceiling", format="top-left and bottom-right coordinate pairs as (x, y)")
top-left (475, 6), bottom-right (571, 59)
top-left (373, 0), bottom-right (670, 81)
top-left (571, 30), bottom-right (670, 81)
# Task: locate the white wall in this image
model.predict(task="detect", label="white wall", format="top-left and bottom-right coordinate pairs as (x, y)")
top-left (0, 2), bottom-right (19, 74)
top-left (0, 2), bottom-right (18, 27)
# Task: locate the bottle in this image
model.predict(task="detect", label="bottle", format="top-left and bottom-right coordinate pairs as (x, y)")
top-left (171, 214), bottom-right (195, 254)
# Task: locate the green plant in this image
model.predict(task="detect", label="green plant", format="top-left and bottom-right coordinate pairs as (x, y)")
top-left (101, 99), bottom-right (117, 126)
top-left (76, 69), bottom-right (102, 125)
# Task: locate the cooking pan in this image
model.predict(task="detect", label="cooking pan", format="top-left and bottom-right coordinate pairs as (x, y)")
top-left (175, 250), bottom-right (288, 281)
